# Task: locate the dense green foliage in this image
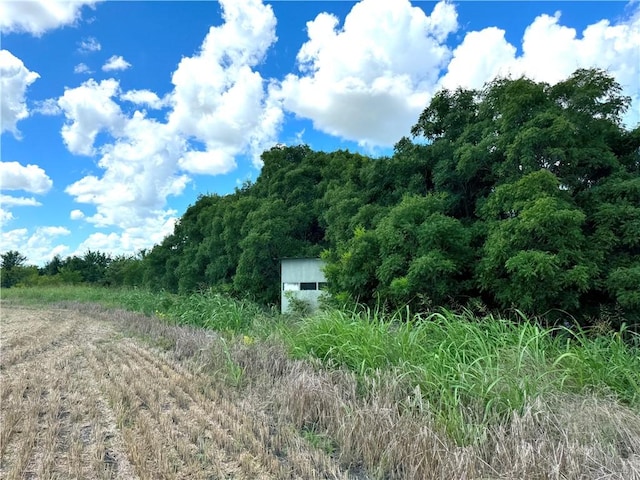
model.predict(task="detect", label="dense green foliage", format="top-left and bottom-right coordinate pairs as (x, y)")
top-left (3, 69), bottom-right (638, 326)
top-left (1, 251), bottom-right (35, 288)
top-left (1, 250), bottom-right (144, 289)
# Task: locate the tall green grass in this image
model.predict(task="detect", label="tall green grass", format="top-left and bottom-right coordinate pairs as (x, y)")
top-left (286, 306), bottom-right (640, 442)
top-left (1, 284), bottom-right (176, 315)
top-left (1, 284), bottom-right (124, 306)
top-left (165, 289), bottom-right (264, 333)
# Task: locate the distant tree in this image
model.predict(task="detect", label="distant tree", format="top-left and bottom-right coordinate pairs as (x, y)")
top-left (1, 251), bottom-right (30, 288)
top-left (59, 250), bottom-right (111, 284)
top-left (1, 251), bottom-right (27, 270)
top-left (105, 254), bottom-right (144, 286)
top-left (42, 255), bottom-right (63, 276)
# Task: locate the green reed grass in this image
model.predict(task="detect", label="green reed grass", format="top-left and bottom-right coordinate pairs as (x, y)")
top-left (165, 289), bottom-right (264, 333)
top-left (286, 306), bottom-right (640, 443)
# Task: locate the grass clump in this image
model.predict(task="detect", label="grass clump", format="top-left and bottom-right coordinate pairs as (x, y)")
top-left (165, 289), bottom-right (264, 333)
top-left (286, 306), bottom-right (640, 444)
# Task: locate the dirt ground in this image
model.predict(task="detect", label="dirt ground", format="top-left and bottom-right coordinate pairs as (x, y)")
top-left (0, 306), bottom-right (351, 480)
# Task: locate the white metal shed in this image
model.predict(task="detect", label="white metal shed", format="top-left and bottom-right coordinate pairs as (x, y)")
top-left (281, 258), bottom-right (327, 313)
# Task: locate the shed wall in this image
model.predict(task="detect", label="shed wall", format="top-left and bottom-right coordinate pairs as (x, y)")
top-left (281, 258), bottom-right (326, 314)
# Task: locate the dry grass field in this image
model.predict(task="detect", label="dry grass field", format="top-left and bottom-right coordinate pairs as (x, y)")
top-left (0, 306), bottom-right (351, 479)
top-left (2, 302), bottom-right (639, 479)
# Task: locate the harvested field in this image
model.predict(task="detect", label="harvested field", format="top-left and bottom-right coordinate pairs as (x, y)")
top-left (0, 306), bottom-right (350, 479)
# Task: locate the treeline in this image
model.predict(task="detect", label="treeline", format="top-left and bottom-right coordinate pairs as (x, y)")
top-left (0, 249), bottom-right (144, 288)
top-left (3, 69), bottom-right (639, 326)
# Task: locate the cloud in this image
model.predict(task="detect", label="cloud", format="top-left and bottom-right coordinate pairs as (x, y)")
top-left (78, 36), bottom-right (101, 54)
top-left (0, 0), bottom-right (102, 36)
top-left (70, 209), bottom-right (85, 220)
top-left (74, 63), bottom-right (92, 74)
top-left (0, 161), bottom-right (53, 194)
top-left (0, 226), bottom-right (71, 266)
top-left (0, 162), bottom-right (51, 227)
top-left (167, 0), bottom-right (282, 169)
top-left (57, 78), bottom-right (125, 155)
top-left (57, 78), bottom-right (188, 237)
top-left (0, 209), bottom-right (14, 224)
top-left (178, 150), bottom-right (237, 175)
top-left (33, 98), bottom-right (62, 116)
top-left (70, 219), bottom-right (176, 258)
top-left (0, 228), bottom-right (28, 250)
top-left (0, 195), bottom-right (42, 207)
top-left (63, 109), bottom-right (190, 229)
top-left (276, 0), bottom-right (458, 148)
top-left (0, 50), bottom-right (40, 136)
top-left (439, 8), bottom-right (640, 125)
top-left (438, 27), bottom-right (516, 92)
top-left (120, 89), bottom-right (166, 109)
top-left (102, 55), bottom-right (131, 72)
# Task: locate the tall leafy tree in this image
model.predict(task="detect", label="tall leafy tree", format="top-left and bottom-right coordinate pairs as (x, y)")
top-left (1, 251), bottom-right (29, 288)
top-left (477, 170), bottom-right (594, 316)
top-left (1, 250), bottom-right (27, 270)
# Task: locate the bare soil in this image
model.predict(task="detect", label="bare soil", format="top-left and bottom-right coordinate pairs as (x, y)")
top-left (0, 306), bottom-right (350, 479)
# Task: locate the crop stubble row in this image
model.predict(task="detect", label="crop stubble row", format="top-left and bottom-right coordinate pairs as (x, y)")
top-left (0, 307), bottom-right (348, 479)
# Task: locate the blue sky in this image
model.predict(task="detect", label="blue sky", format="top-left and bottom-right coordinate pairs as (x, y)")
top-left (1, 0), bottom-right (638, 266)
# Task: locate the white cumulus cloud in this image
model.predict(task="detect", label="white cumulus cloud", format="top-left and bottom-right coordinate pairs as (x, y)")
top-left (70, 209), bottom-right (85, 220)
top-left (56, 78), bottom-right (189, 248)
top-left (0, 50), bottom-right (40, 136)
top-left (167, 0), bottom-right (283, 170)
top-left (0, 162), bottom-right (51, 227)
top-left (277, 0), bottom-right (458, 148)
top-left (63, 108), bottom-right (190, 230)
top-left (33, 98), bottom-right (62, 116)
top-left (102, 55), bottom-right (131, 72)
top-left (0, 194), bottom-right (42, 207)
top-left (120, 89), bottom-right (166, 109)
top-left (57, 78), bottom-right (125, 155)
top-left (0, 161), bottom-right (53, 194)
top-left (70, 219), bottom-right (176, 259)
top-left (438, 27), bottom-right (516, 92)
top-left (78, 37), bottom-right (101, 54)
top-left (74, 63), bottom-right (92, 74)
top-left (0, 228), bottom-right (28, 251)
top-left (439, 8), bottom-right (640, 125)
top-left (0, 226), bottom-right (71, 266)
top-left (0, 0), bottom-right (102, 36)
top-left (0, 209), bottom-right (14, 224)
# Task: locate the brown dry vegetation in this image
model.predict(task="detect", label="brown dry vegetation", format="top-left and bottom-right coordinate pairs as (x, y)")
top-left (1, 303), bottom-right (639, 479)
top-left (0, 306), bottom-right (350, 479)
